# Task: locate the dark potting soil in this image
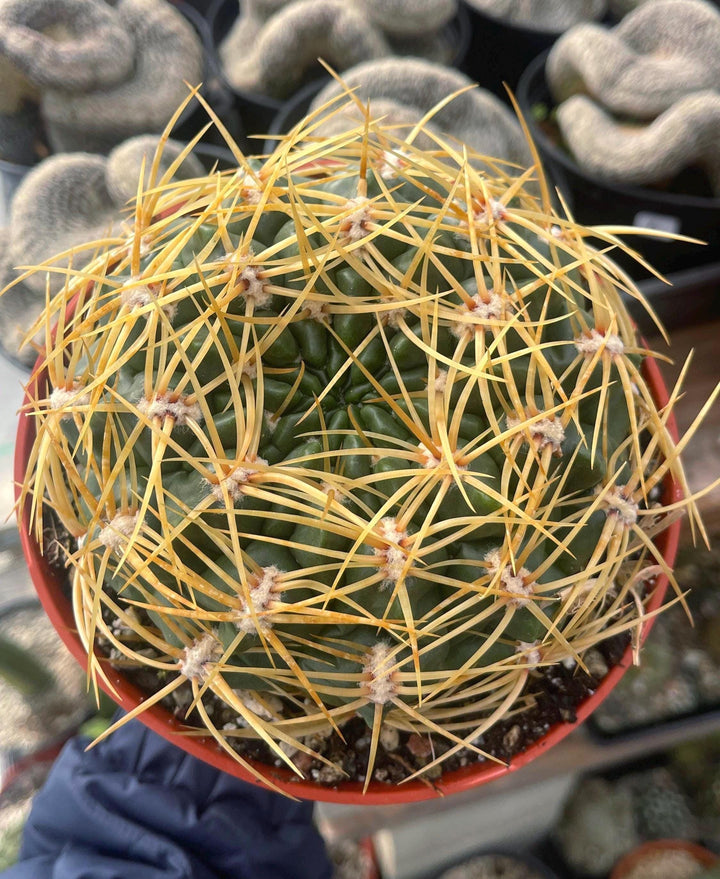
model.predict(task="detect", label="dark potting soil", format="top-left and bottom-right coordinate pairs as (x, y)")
top-left (113, 631), bottom-right (629, 790)
top-left (46, 511), bottom-right (632, 789)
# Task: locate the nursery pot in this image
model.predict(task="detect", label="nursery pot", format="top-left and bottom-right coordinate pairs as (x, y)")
top-left (459, 3), bottom-right (599, 101)
top-left (14, 313), bottom-right (683, 803)
top-left (516, 52), bottom-right (720, 280)
top-left (610, 839), bottom-right (719, 879)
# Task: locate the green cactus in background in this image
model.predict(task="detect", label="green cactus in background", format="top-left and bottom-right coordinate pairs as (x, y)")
top-left (15, 91), bottom-right (706, 792)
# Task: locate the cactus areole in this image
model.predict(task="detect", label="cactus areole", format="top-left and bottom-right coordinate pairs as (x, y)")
top-left (14, 103), bottom-right (688, 802)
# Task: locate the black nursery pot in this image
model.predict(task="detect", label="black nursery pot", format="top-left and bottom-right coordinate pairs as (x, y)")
top-left (168, 1), bottom-right (244, 149)
top-left (516, 52), bottom-right (720, 280)
top-left (460, 3), bottom-right (569, 101)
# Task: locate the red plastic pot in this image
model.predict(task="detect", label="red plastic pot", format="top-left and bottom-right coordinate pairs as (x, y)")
top-left (610, 840), bottom-right (719, 879)
top-left (14, 346), bottom-right (682, 804)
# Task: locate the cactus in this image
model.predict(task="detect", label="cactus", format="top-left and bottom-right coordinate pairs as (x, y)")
top-left (555, 777), bottom-right (640, 876)
top-left (220, 0), bottom-right (390, 100)
top-left (41, 0), bottom-right (203, 153)
top-left (0, 135), bottom-right (205, 366)
top-left (464, 0), bottom-right (605, 30)
top-left (0, 0), bottom-right (135, 91)
top-left (219, 0), bottom-right (460, 99)
top-left (0, 0), bottom-right (204, 157)
top-left (545, 0), bottom-right (720, 193)
top-left (438, 854), bottom-right (549, 879)
top-left (309, 58), bottom-right (531, 168)
top-left (13, 93), bottom-right (706, 792)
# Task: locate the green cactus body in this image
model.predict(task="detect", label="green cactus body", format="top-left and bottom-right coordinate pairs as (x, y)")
top-left (19, 106), bottom-right (691, 788)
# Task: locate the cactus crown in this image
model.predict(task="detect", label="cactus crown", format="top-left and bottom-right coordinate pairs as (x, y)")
top-left (17, 91), bottom-right (700, 793)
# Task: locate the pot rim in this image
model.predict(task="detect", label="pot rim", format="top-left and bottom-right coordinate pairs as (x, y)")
top-left (516, 51), bottom-right (720, 211)
top-left (14, 317), bottom-right (682, 804)
top-left (610, 839), bottom-right (719, 879)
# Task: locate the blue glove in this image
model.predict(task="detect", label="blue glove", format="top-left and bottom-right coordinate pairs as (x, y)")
top-left (2, 716), bottom-right (333, 879)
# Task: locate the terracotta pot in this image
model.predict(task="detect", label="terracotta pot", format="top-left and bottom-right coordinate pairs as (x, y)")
top-left (14, 315), bottom-right (682, 803)
top-left (610, 840), bottom-right (719, 879)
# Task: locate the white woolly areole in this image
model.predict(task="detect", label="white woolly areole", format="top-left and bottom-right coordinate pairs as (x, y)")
top-left (234, 566), bottom-right (284, 634)
top-left (137, 394), bottom-right (202, 426)
top-left (452, 290), bottom-right (507, 338)
top-left (121, 284), bottom-right (154, 309)
top-left (475, 198), bottom-right (507, 224)
top-left (382, 307), bottom-right (406, 328)
top-left (341, 197), bottom-right (372, 242)
top-left (238, 265), bottom-right (271, 307)
top-left (363, 643), bottom-right (397, 705)
top-left (304, 299), bottom-right (330, 324)
top-left (235, 171), bottom-right (262, 204)
top-left (98, 512), bottom-right (139, 552)
top-left (418, 442), bottom-right (441, 469)
top-left (506, 414), bottom-right (565, 453)
top-left (374, 518), bottom-right (408, 586)
top-left (209, 458), bottom-right (267, 502)
top-left (242, 359), bottom-right (257, 379)
top-left (378, 150), bottom-right (406, 180)
top-left (575, 329), bottom-right (624, 358)
top-left (50, 383), bottom-right (90, 412)
top-left (516, 641), bottom-right (542, 668)
top-left (434, 370), bottom-right (448, 393)
top-left (485, 548), bottom-right (536, 607)
top-left (121, 283), bottom-right (176, 320)
top-left (179, 633), bottom-right (221, 682)
top-left (602, 486), bottom-right (639, 527)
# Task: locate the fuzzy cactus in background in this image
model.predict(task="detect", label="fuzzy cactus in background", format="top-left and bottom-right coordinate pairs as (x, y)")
top-left (219, 0), bottom-right (460, 100)
top-left (220, 0), bottom-right (390, 99)
top-left (309, 58), bottom-right (531, 168)
top-left (545, 0), bottom-right (720, 194)
top-left (556, 777), bottom-right (640, 876)
top-left (0, 135), bottom-right (204, 367)
top-left (0, 0), bottom-right (204, 158)
top-left (14, 94), bottom-right (705, 793)
top-left (41, 0), bottom-right (203, 153)
top-left (0, 0), bottom-right (135, 91)
top-left (463, 0), bottom-right (605, 30)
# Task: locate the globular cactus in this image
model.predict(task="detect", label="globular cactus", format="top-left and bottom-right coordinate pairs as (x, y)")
top-left (309, 58), bottom-right (531, 168)
top-left (546, 0), bottom-right (720, 193)
top-left (16, 96), bottom-right (703, 792)
top-left (464, 0), bottom-right (605, 30)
